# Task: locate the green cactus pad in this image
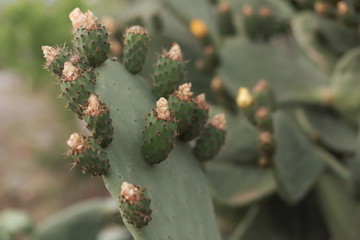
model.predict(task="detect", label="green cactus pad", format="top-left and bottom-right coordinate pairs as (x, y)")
top-left (60, 70), bottom-right (96, 117)
top-left (152, 44), bottom-right (187, 98)
top-left (70, 135), bottom-right (110, 176)
top-left (83, 101), bottom-right (114, 148)
top-left (168, 96), bottom-right (196, 136)
top-left (142, 108), bottom-right (177, 164)
top-left (48, 48), bottom-right (72, 77)
top-left (193, 124), bottom-right (226, 162)
top-left (119, 182), bottom-right (152, 229)
top-left (123, 26), bottom-right (150, 74)
top-left (94, 61), bottom-right (221, 239)
top-left (74, 26), bottom-right (110, 67)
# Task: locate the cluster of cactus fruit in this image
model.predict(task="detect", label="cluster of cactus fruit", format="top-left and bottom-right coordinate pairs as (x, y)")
top-left (40, 0), bottom-right (360, 239)
top-left (42, 7), bottom-right (226, 231)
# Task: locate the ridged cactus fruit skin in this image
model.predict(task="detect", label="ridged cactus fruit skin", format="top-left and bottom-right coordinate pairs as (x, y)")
top-left (123, 25), bottom-right (150, 74)
top-left (193, 114), bottom-right (226, 162)
top-left (180, 93), bottom-right (209, 141)
top-left (217, 3), bottom-right (235, 36)
top-left (60, 62), bottom-right (96, 117)
top-left (67, 133), bottom-right (110, 176)
top-left (72, 9), bottom-right (110, 67)
top-left (119, 182), bottom-right (152, 229)
top-left (42, 46), bottom-right (71, 77)
top-left (83, 94), bottom-right (114, 148)
top-left (168, 83), bottom-right (196, 136)
top-left (152, 43), bottom-right (187, 98)
top-left (142, 98), bottom-right (177, 164)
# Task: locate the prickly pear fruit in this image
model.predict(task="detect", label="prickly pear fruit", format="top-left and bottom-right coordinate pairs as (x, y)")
top-left (83, 94), bottom-right (114, 148)
top-left (119, 182), bottom-right (152, 229)
top-left (168, 83), bottom-right (196, 136)
top-left (72, 9), bottom-right (110, 67)
top-left (152, 43), bottom-right (187, 98)
top-left (255, 107), bottom-right (273, 132)
top-left (142, 98), bottom-right (177, 164)
top-left (336, 1), bottom-right (358, 27)
top-left (193, 113), bottom-right (226, 162)
top-left (258, 131), bottom-right (275, 168)
top-left (42, 46), bottom-right (71, 77)
top-left (69, 53), bottom-right (92, 71)
top-left (67, 133), bottom-right (110, 176)
top-left (180, 93), bottom-right (209, 141)
top-left (123, 25), bottom-right (150, 74)
top-left (217, 3), bottom-right (235, 36)
top-left (60, 62), bottom-right (96, 117)
top-left (252, 79), bottom-right (276, 111)
top-left (314, 1), bottom-right (336, 18)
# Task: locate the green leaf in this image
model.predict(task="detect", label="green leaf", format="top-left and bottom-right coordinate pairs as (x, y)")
top-left (95, 61), bottom-right (221, 240)
top-left (218, 36), bottom-right (328, 105)
top-left (331, 47), bottom-right (360, 123)
top-left (317, 173), bottom-right (360, 240)
top-left (206, 163), bottom-right (276, 207)
top-left (33, 198), bottom-right (118, 240)
top-left (273, 111), bottom-right (325, 203)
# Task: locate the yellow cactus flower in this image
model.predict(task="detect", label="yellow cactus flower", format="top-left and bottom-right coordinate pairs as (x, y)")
top-left (190, 19), bottom-right (208, 39)
top-left (236, 87), bottom-right (253, 109)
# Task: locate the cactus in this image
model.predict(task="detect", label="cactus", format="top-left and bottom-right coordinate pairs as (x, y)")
top-left (123, 25), bottom-right (150, 74)
top-left (72, 9), bottom-right (110, 67)
top-left (40, 1), bottom-right (360, 239)
top-left (193, 114), bottom-right (226, 162)
top-left (119, 182), bottom-right (152, 228)
top-left (142, 97), bottom-right (177, 164)
top-left (152, 42), bottom-right (187, 98)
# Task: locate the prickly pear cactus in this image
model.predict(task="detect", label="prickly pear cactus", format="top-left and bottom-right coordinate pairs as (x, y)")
top-left (41, 0), bottom-right (360, 239)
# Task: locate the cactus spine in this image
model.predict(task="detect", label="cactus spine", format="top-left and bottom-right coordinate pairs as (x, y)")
top-left (123, 25), bottom-right (150, 74)
top-left (42, 46), bottom-right (72, 77)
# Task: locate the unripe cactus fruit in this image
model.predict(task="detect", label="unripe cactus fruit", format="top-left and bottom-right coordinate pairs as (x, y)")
top-left (336, 1), bottom-right (358, 26)
top-left (67, 133), bottom-right (110, 176)
top-left (189, 18), bottom-right (212, 45)
top-left (60, 62), bottom-right (96, 117)
top-left (119, 182), bottom-right (152, 229)
top-left (142, 97), bottom-right (177, 164)
top-left (252, 79), bottom-right (277, 111)
top-left (180, 93), bottom-right (209, 141)
top-left (72, 9), bottom-right (110, 67)
top-left (83, 94), bottom-right (114, 148)
top-left (123, 25), bottom-right (150, 74)
top-left (258, 131), bottom-right (275, 168)
top-left (42, 46), bottom-right (71, 77)
top-left (255, 107), bottom-right (273, 132)
top-left (168, 83), bottom-right (196, 136)
top-left (152, 42), bottom-right (187, 98)
top-left (193, 113), bottom-right (226, 162)
top-left (217, 2), bottom-right (235, 36)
